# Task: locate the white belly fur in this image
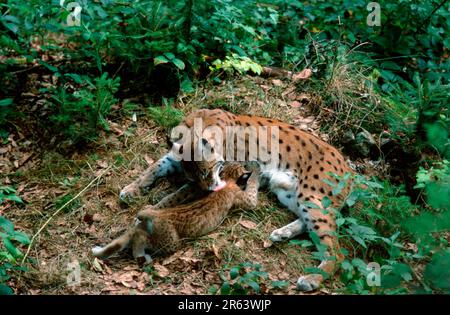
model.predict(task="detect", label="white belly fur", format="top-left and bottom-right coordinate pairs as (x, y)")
top-left (261, 169), bottom-right (299, 214)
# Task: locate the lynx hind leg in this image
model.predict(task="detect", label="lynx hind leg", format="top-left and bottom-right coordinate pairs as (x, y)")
top-left (295, 195), bottom-right (344, 292)
top-left (150, 220), bottom-right (181, 256)
top-left (131, 228), bottom-right (152, 263)
top-left (120, 153), bottom-right (182, 200)
top-left (91, 229), bottom-right (134, 259)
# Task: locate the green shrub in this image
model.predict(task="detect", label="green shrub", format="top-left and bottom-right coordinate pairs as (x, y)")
top-left (148, 100), bottom-right (184, 131)
top-left (48, 72), bottom-right (120, 143)
top-left (210, 262), bottom-right (268, 295)
top-left (0, 215), bottom-right (30, 295)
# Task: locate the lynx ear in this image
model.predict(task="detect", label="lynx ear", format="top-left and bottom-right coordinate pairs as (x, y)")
top-left (236, 171), bottom-right (252, 187)
top-left (201, 138), bottom-right (214, 152)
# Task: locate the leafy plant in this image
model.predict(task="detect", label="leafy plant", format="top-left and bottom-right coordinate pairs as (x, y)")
top-left (0, 216), bottom-right (30, 295)
top-left (0, 185), bottom-right (23, 205)
top-left (297, 172), bottom-right (448, 294)
top-left (210, 53), bottom-right (262, 78)
top-left (148, 99), bottom-right (184, 131)
top-left (210, 262), bottom-right (268, 295)
top-left (48, 73), bottom-right (120, 143)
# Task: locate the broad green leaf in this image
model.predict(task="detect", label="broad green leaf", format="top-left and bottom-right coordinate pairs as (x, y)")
top-left (220, 281), bottom-right (231, 295)
top-left (0, 284), bottom-right (14, 295)
top-left (154, 55), bottom-right (169, 66)
top-left (0, 217), bottom-right (14, 233)
top-left (230, 267), bottom-right (239, 280)
top-left (3, 238), bottom-right (23, 258)
top-left (271, 280), bottom-right (289, 288)
top-left (0, 98), bottom-right (13, 107)
top-left (171, 58), bottom-right (185, 70)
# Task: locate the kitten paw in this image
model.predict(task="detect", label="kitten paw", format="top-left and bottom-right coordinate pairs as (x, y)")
top-left (91, 246), bottom-right (104, 257)
top-left (296, 274), bottom-right (322, 292)
top-left (119, 184), bottom-right (141, 201)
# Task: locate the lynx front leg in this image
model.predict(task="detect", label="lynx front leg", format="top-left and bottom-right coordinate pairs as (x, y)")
top-left (269, 219), bottom-right (306, 242)
top-left (120, 153), bottom-right (182, 200)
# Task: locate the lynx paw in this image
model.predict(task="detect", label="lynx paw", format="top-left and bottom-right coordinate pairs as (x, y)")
top-left (119, 183), bottom-right (141, 201)
top-left (136, 254), bottom-right (153, 265)
top-left (296, 274), bottom-right (323, 292)
top-left (269, 227), bottom-right (292, 242)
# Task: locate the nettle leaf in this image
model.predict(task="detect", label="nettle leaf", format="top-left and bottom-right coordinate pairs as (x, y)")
top-left (345, 191), bottom-right (359, 207)
top-left (321, 196), bottom-right (332, 208)
top-left (180, 76), bottom-right (194, 93)
top-left (171, 58), bottom-right (185, 70)
top-left (271, 280), bottom-right (289, 289)
top-left (289, 239), bottom-right (313, 248)
top-left (5, 195), bottom-right (23, 204)
top-left (0, 284), bottom-right (14, 295)
top-left (3, 238), bottom-right (23, 258)
top-left (336, 218), bottom-right (346, 227)
top-left (163, 52), bottom-right (175, 60)
top-left (0, 98), bottom-right (14, 107)
top-left (38, 60), bottom-right (58, 73)
top-left (246, 280), bottom-right (260, 293)
top-left (0, 216), bottom-right (14, 234)
top-left (220, 281), bottom-right (231, 295)
top-left (424, 249), bottom-right (450, 291)
top-left (322, 178), bottom-right (336, 188)
top-left (154, 55), bottom-right (169, 66)
top-left (230, 267), bottom-right (239, 280)
top-left (10, 231), bottom-right (30, 245)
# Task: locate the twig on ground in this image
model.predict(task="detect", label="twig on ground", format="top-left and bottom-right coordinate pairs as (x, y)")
top-left (21, 165), bottom-right (112, 265)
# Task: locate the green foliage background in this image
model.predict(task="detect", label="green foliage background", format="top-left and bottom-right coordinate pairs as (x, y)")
top-left (0, 0), bottom-right (449, 294)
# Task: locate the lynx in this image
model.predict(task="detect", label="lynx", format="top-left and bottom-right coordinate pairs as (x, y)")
top-left (120, 108), bottom-right (354, 291)
top-left (92, 163), bottom-right (259, 261)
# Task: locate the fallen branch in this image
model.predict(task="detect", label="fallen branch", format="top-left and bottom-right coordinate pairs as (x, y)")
top-left (21, 165), bottom-right (112, 265)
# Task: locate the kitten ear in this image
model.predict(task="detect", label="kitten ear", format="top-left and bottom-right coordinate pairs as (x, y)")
top-left (236, 171), bottom-right (252, 187)
top-left (166, 134), bottom-right (173, 148)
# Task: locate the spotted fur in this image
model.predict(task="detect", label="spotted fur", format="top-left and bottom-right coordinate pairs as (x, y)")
top-left (94, 163), bottom-right (259, 261)
top-left (120, 109), bottom-right (354, 291)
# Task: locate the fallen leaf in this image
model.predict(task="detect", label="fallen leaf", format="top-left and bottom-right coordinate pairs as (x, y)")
top-left (96, 160), bottom-right (108, 169)
top-left (271, 79), bottom-right (283, 87)
top-left (0, 146), bottom-right (10, 154)
top-left (211, 244), bottom-right (221, 259)
top-left (239, 219), bottom-right (257, 230)
top-left (92, 213), bottom-right (102, 222)
top-left (144, 155), bottom-right (154, 166)
top-left (293, 68), bottom-right (313, 81)
top-left (93, 258), bottom-right (104, 272)
top-left (18, 152), bottom-right (33, 166)
top-left (153, 263), bottom-right (170, 278)
top-left (290, 101), bottom-right (301, 108)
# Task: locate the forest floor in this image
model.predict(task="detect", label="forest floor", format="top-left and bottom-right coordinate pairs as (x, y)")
top-left (1, 75), bottom-right (382, 295)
